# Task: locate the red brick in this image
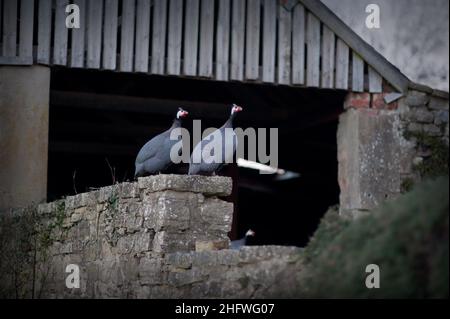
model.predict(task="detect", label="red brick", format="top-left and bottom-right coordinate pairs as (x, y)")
top-left (371, 93), bottom-right (399, 110)
top-left (344, 93), bottom-right (370, 109)
top-left (371, 93), bottom-right (386, 109)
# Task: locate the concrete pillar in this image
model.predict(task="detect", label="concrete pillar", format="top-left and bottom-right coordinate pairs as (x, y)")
top-left (337, 107), bottom-right (413, 217)
top-left (0, 65), bottom-right (50, 211)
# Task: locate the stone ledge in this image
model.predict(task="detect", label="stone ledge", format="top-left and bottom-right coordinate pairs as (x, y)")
top-left (138, 174), bottom-right (232, 197)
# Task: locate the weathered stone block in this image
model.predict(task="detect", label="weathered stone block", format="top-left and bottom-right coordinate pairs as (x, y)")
top-left (153, 231), bottom-right (193, 253)
top-left (117, 232), bottom-right (154, 254)
top-left (197, 198), bottom-right (233, 232)
top-left (168, 269), bottom-right (206, 287)
top-left (406, 90), bottom-right (429, 107)
top-left (119, 182), bottom-right (140, 199)
top-left (138, 174), bottom-right (232, 196)
top-left (138, 257), bottom-right (165, 285)
top-left (434, 110), bottom-right (449, 126)
top-left (407, 122), bottom-right (423, 133)
top-left (166, 252), bottom-right (193, 269)
top-left (429, 96), bottom-right (449, 110)
top-left (408, 108), bottom-right (434, 123)
top-left (195, 239), bottom-right (229, 251)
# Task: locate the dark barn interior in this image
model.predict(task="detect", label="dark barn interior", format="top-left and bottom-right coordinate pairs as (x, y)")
top-left (48, 68), bottom-right (347, 246)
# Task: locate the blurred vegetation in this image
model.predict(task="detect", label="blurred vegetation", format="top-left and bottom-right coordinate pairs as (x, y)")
top-left (0, 204), bottom-right (66, 298)
top-left (297, 176), bottom-right (449, 298)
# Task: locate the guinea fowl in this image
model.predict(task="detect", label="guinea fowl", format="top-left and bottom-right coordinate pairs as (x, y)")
top-left (230, 229), bottom-right (255, 250)
top-left (188, 104), bottom-right (243, 175)
top-left (134, 107), bottom-right (189, 178)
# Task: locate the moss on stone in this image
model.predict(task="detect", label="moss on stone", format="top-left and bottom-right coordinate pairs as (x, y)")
top-left (405, 130), bottom-right (449, 178)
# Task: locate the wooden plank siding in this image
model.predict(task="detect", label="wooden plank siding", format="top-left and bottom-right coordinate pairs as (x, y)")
top-left (198, 0), bottom-right (215, 77)
top-left (151, 0), bottom-right (168, 74)
top-left (37, 0), bottom-right (52, 64)
top-left (320, 25), bottom-right (335, 88)
top-left (167, 0), bottom-right (183, 75)
top-left (102, 0), bottom-right (118, 70)
top-left (120, 0), bottom-right (136, 72)
top-left (292, 3), bottom-right (306, 85)
top-left (306, 12), bottom-right (320, 87)
top-left (352, 52), bottom-right (364, 92)
top-left (368, 66), bottom-right (383, 93)
top-left (2, 0), bottom-right (17, 57)
top-left (71, 0), bottom-right (87, 68)
top-left (230, 0), bottom-right (246, 81)
top-left (53, 0), bottom-right (69, 66)
top-left (19, 0), bottom-right (34, 60)
top-left (215, 0), bottom-right (231, 81)
top-left (87, 0), bottom-right (103, 69)
top-left (0, 0), bottom-right (396, 94)
top-left (277, 5), bottom-right (292, 85)
top-left (335, 38), bottom-right (349, 89)
top-left (262, 0), bottom-right (276, 83)
top-left (183, 0), bottom-right (200, 76)
top-left (245, 0), bottom-right (260, 80)
top-left (134, 0), bottom-right (151, 73)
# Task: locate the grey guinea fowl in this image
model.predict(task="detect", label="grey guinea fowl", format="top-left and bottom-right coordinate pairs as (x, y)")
top-left (230, 229), bottom-right (255, 250)
top-left (188, 104), bottom-right (243, 175)
top-left (134, 107), bottom-right (189, 178)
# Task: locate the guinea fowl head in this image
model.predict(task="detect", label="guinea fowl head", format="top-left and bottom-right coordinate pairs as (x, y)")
top-left (231, 104), bottom-right (243, 115)
top-left (245, 229), bottom-right (255, 237)
top-left (176, 107), bottom-right (189, 119)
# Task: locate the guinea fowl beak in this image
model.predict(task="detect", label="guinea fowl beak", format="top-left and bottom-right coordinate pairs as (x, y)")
top-left (181, 111), bottom-right (189, 118)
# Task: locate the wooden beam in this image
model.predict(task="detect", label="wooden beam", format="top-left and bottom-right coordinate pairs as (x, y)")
top-left (0, 56), bottom-right (33, 65)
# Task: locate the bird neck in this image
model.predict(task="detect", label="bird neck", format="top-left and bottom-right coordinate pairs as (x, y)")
top-left (171, 118), bottom-right (182, 129)
top-left (225, 113), bottom-right (237, 128)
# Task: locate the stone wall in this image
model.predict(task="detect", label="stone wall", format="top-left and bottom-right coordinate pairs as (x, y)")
top-left (338, 89), bottom-right (449, 216)
top-left (0, 175), bottom-right (302, 299)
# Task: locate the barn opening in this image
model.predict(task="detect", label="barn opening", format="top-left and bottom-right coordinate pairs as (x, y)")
top-left (48, 67), bottom-right (347, 247)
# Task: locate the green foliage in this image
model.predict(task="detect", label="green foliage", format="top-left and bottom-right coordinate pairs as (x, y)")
top-left (107, 192), bottom-right (119, 211)
top-left (302, 205), bottom-right (350, 263)
top-left (298, 176), bottom-right (449, 298)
